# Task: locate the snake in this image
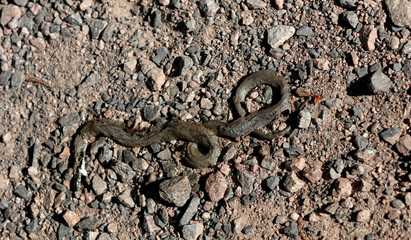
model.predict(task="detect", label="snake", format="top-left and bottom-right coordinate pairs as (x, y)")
top-left (71, 70), bottom-right (291, 189)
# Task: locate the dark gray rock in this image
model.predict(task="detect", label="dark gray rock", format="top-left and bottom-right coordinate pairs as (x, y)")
top-left (175, 56), bottom-right (193, 76)
top-left (296, 26), bottom-right (314, 36)
top-left (242, 225), bottom-right (253, 234)
top-left (14, 185), bottom-right (30, 199)
top-left (264, 176), bottom-right (280, 192)
top-left (57, 223), bottom-right (72, 240)
top-left (152, 47), bottom-right (168, 66)
top-left (355, 66), bottom-right (368, 78)
top-left (13, 0), bottom-right (28, 6)
top-left (354, 134), bottom-right (368, 149)
top-left (143, 105), bottom-right (161, 122)
top-left (75, 216), bottom-right (100, 232)
top-left (341, 11), bottom-right (359, 28)
top-left (25, 218), bottom-right (38, 234)
top-left (65, 13), bottom-right (83, 26)
top-left (282, 221), bottom-right (299, 239)
top-left (113, 162), bottom-right (137, 183)
top-left (101, 21), bottom-right (116, 42)
top-left (152, 10), bottom-right (162, 28)
top-left (237, 170), bottom-right (255, 195)
top-left (10, 71), bottom-right (24, 87)
top-left (179, 195), bottom-right (201, 226)
top-left (88, 19), bottom-right (108, 39)
top-left (0, 71), bottom-right (12, 86)
top-left (367, 70), bottom-right (391, 94)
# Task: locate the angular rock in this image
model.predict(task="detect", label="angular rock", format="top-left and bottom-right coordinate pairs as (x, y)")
top-left (118, 189), bottom-right (135, 208)
top-left (198, 0), bottom-right (219, 17)
top-left (367, 70), bottom-right (391, 94)
top-left (354, 134), bottom-right (368, 149)
top-left (75, 216), bottom-right (100, 232)
top-left (297, 109), bottom-right (311, 128)
top-left (246, 0), bottom-right (266, 9)
top-left (10, 71), bottom-right (24, 87)
top-left (264, 176), bottom-right (280, 192)
top-left (385, 0), bottom-right (411, 27)
top-left (65, 13), bottom-right (83, 26)
top-left (341, 11), bottom-right (359, 28)
top-left (303, 167), bottom-right (323, 183)
top-left (360, 25), bottom-right (378, 51)
top-left (181, 223), bottom-right (204, 240)
top-left (395, 134), bottom-right (411, 156)
top-left (63, 210), bottom-right (80, 227)
top-left (356, 209), bottom-right (371, 222)
top-left (143, 105), bottom-right (161, 122)
top-left (92, 175), bottom-right (107, 195)
top-left (282, 172), bottom-right (305, 193)
top-left (336, 178), bottom-right (352, 197)
top-left (0, 71), bottom-right (12, 86)
top-left (179, 195), bottom-right (201, 226)
top-left (143, 215), bottom-right (160, 233)
top-left (340, 0), bottom-right (358, 8)
top-left (237, 170), bottom-right (255, 195)
top-left (159, 176), bottom-right (191, 207)
top-left (1, 5), bottom-right (21, 26)
top-left (30, 37), bottom-right (47, 51)
top-left (80, 0), bottom-right (94, 10)
top-left (88, 19), bottom-right (108, 39)
top-left (205, 171), bottom-right (227, 202)
top-left (296, 26), bottom-right (314, 36)
top-left (123, 59), bottom-right (137, 75)
top-left (380, 127), bottom-right (402, 145)
top-left (282, 221), bottom-right (298, 239)
top-left (267, 25), bottom-right (295, 49)
top-left (152, 47), bottom-right (168, 66)
top-left (175, 56), bottom-right (193, 76)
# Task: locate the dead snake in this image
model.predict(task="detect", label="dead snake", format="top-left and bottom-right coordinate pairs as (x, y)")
top-left (72, 70), bottom-right (290, 188)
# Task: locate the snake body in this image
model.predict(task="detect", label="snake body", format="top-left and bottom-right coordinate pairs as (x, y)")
top-left (72, 70), bottom-right (290, 188)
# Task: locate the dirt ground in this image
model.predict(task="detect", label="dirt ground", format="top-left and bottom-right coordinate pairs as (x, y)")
top-left (0, 0), bottom-right (410, 239)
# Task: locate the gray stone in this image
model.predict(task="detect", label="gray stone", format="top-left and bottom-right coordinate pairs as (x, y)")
top-left (0, 71), bottom-right (12, 86)
top-left (198, 0), bottom-right (219, 17)
top-left (146, 198), bottom-right (156, 214)
top-left (58, 113), bottom-right (80, 127)
top-left (143, 105), bottom-right (161, 122)
top-left (385, 0), bottom-right (411, 27)
top-left (267, 25), bottom-right (295, 48)
top-left (175, 56), bottom-right (193, 76)
top-left (97, 233), bottom-right (111, 240)
top-left (181, 223), bottom-right (204, 240)
top-left (264, 176), bottom-right (280, 192)
top-left (157, 148), bottom-right (171, 160)
top-left (354, 134), bottom-right (368, 149)
top-left (391, 199), bottom-right (405, 208)
top-left (143, 215), bottom-right (160, 233)
top-left (88, 19), bottom-right (108, 39)
top-left (118, 189), bottom-right (135, 208)
top-left (75, 216), bottom-right (100, 232)
top-left (65, 13), bottom-right (83, 26)
top-left (159, 176), bottom-right (191, 207)
top-left (367, 70), bottom-right (391, 94)
top-left (340, 0), bottom-right (358, 8)
top-left (341, 11), bottom-right (359, 28)
top-left (14, 185), bottom-right (30, 199)
top-left (57, 223), bottom-right (72, 239)
top-left (402, 41), bottom-right (411, 54)
top-left (113, 162), bottom-right (137, 182)
top-left (123, 58), bottom-right (137, 75)
top-left (78, 73), bottom-right (100, 91)
top-left (101, 21), bottom-right (116, 42)
top-left (179, 195), bottom-right (201, 226)
top-left (237, 170), bottom-right (255, 195)
top-left (282, 221), bottom-right (299, 239)
top-left (25, 218), bottom-right (38, 234)
top-left (10, 71), bottom-right (24, 87)
top-left (246, 0), bottom-right (266, 9)
top-left (152, 10), bottom-right (161, 28)
top-left (152, 47), bottom-right (168, 66)
top-left (13, 0), bottom-right (28, 6)
top-left (380, 127), bottom-right (402, 145)
top-left (296, 26), bottom-right (314, 36)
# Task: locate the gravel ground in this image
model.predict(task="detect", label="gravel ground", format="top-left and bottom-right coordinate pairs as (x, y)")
top-left (0, 0), bottom-right (410, 239)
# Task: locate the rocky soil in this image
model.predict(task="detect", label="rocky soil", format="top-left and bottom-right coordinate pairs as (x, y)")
top-left (0, 0), bottom-right (410, 239)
